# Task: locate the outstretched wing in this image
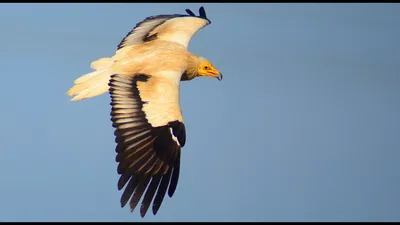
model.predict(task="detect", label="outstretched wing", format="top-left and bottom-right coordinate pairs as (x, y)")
top-left (109, 71), bottom-right (186, 217)
top-left (117, 6), bottom-right (211, 49)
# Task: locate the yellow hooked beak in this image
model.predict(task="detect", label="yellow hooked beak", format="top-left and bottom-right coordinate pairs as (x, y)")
top-left (205, 67), bottom-right (223, 81)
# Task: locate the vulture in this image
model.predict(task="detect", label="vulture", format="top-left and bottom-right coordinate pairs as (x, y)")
top-left (66, 6), bottom-right (222, 217)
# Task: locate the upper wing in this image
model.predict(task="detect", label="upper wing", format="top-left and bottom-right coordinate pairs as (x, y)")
top-left (108, 71), bottom-right (186, 217)
top-left (117, 6), bottom-right (211, 50)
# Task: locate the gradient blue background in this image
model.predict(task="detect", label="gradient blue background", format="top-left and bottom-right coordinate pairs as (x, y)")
top-left (0, 3), bottom-right (399, 222)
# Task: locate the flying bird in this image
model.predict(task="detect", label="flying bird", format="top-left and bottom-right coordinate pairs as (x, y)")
top-left (67, 6), bottom-right (222, 217)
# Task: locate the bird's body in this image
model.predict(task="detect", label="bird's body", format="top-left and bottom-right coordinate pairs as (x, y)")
top-left (68, 41), bottom-right (190, 101)
top-left (67, 7), bottom-right (222, 217)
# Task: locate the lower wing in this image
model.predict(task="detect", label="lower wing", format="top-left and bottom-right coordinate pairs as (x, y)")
top-left (109, 72), bottom-right (186, 217)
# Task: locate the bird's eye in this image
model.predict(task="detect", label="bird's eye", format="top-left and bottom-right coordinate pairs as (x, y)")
top-left (204, 66), bottom-right (209, 70)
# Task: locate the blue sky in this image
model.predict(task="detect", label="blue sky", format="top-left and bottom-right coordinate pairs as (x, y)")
top-left (0, 3), bottom-right (399, 222)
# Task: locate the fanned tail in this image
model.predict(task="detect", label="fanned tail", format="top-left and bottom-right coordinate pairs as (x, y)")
top-left (67, 58), bottom-right (114, 101)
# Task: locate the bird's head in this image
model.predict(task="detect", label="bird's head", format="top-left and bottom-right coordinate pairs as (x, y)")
top-left (197, 57), bottom-right (223, 81)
